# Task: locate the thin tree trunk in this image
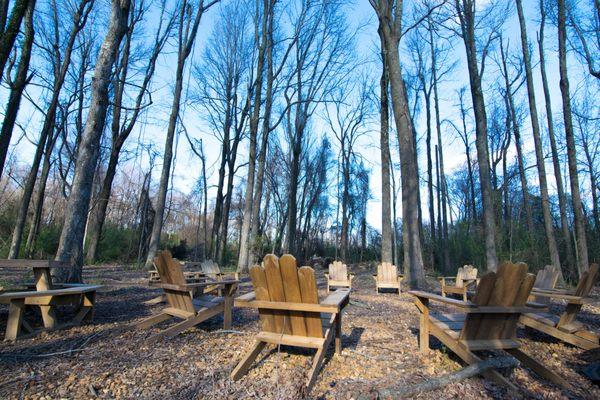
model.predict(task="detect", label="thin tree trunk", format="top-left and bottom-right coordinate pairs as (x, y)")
top-left (379, 25), bottom-right (393, 264)
top-left (55, 0), bottom-right (131, 281)
top-left (558, 0), bottom-right (589, 276)
top-left (146, 0), bottom-right (215, 268)
top-left (430, 25), bottom-right (450, 272)
top-left (0, 0), bottom-right (35, 180)
top-left (9, 0), bottom-right (91, 258)
top-left (238, 0), bottom-right (270, 272)
top-left (376, 13), bottom-right (425, 287)
top-left (457, 1), bottom-right (498, 271)
top-left (538, 0), bottom-right (575, 274)
top-left (516, 0), bottom-right (562, 278)
top-left (0, 0), bottom-right (29, 86)
top-left (500, 40), bottom-right (535, 244)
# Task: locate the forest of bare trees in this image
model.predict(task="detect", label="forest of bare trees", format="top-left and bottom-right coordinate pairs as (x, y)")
top-left (0, 0), bottom-right (598, 287)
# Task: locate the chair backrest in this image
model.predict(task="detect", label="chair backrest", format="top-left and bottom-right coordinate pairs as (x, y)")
top-left (455, 265), bottom-right (478, 288)
top-left (154, 250), bottom-right (194, 312)
top-left (377, 262), bottom-right (398, 283)
top-left (328, 261), bottom-right (348, 281)
top-left (200, 260), bottom-right (221, 276)
top-left (250, 254), bottom-right (323, 338)
top-left (460, 262), bottom-right (535, 342)
top-left (574, 263), bottom-right (599, 297)
top-left (533, 265), bottom-right (560, 290)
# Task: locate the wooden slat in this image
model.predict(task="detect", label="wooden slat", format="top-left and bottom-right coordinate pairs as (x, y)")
top-left (280, 255), bottom-right (308, 336)
top-left (256, 331), bottom-right (325, 348)
top-left (249, 265), bottom-right (275, 332)
top-left (298, 266), bottom-right (323, 338)
top-left (460, 272), bottom-right (496, 340)
top-left (264, 254), bottom-right (292, 334)
top-left (477, 262), bottom-right (526, 340)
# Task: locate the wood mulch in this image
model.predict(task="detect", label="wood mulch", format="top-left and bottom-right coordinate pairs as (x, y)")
top-left (0, 264), bottom-right (598, 399)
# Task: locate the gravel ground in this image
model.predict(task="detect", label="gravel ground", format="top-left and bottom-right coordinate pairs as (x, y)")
top-left (0, 264), bottom-right (598, 399)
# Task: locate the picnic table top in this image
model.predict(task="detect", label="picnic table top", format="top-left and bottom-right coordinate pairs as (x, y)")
top-left (0, 259), bottom-right (71, 269)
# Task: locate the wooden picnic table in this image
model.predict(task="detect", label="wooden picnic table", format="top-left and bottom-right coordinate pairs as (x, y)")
top-left (0, 259), bottom-right (102, 340)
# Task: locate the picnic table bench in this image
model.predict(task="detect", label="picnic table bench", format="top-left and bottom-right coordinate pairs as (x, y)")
top-left (0, 260), bottom-right (102, 340)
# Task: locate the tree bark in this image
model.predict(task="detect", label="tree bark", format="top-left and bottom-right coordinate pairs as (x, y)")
top-left (0, 0), bottom-right (29, 86)
top-left (0, 0), bottom-right (35, 180)
top-left (456, 0), bottom-right (498, 271)
top-left (538, 0), bottom-right (575, 275)
top-left (372, 0), bottom-right (425, 287)
top-left (146, 0), bottom-right (215, 268)
top-left (9, 0), bottom-right (91, 259)
top-left (237, 0), bottom-right (270, 272)
top-left (557, 0), bottom-right (589, 276)
top-left (515, 0), bottom-right (563, 278)
top-left (55, 0), bottom-right (131, 281)
top-left (379, 24), bottom-right (393, 264)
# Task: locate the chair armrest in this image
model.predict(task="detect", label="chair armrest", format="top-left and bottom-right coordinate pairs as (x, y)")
top-left (324, 273), bottom-right (329, 279)
top-left (322, 288), bottom-right (350, 309)
top-left (529, 291), bottom-right (587, 304)
top-left (150, 279), bottom-right (238, 292)
top-left (408, 290), bottom-right (475, 309)
top-left (463, 279), bottom-right (478, 288)
top-left (532, 287), bottom-right (574, 295)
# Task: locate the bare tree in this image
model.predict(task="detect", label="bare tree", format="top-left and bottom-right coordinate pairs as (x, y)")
top-left (558, 0), bottom-right (589, 276)
top-left (9, 0), bottom-right (93, 259)
top-left (452, 0), bottom-right (507, 271)
top-left (145, 0), bottom-right (219, 268)
top-left (538, 0), bottom-right (575, 272)
top-left (370, 0), bottom-right (426, 287)
top-left (0, 0), bottom-right (35, 180)
top-left (324, 79), bottom-right (371, 261)
top-left (0, 0), bottom-right (31, 85)
top-left (85, 0), bottom-right (174, 263)
top-left (515, 0), bottom-right (563, 279)
top-left (55, 0), bottom-right (131, 281)
top-left (379, 21), bottom-right (393, 264)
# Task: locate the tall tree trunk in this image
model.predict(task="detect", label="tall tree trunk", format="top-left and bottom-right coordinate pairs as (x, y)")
top-left (457, 1), bottom-right (498, 271)
top-left (238, 0), bottom-right (271, 272)
top-left (146, 0), bottom-right (215, 267)
top-left (430, 25), bottom-right (450, 272)
top-left (0, 0), bottom-right (35, 180)
top-left (538, 0), bottom-right (575, 274)
top-left (375, 10), bottom-right (425, 288)
top-left (24, 126), bottom-right (57, 258)
top-left (0, 0), bottom-right (29, 86)
top-left (557, 0), bottom-right (589, 276)
top-left (9, 0), bottom-right (91, 258)
top-left (379, 25), bottom-right (393, 264)
top-left (55, 0), bottom-right (131, 281)
top-left (516, 0), bottom-right (563, 278)
top-left (499, 40), bottom-right (535, 244)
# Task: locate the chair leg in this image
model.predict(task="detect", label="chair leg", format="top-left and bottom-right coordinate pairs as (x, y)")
top-left (231, 340), bottom-right (266, 380)
top-left (306, 344), bottom-right (327, 392)
top-left (335, 313), bottom-right (342, 354)
top-left (463, 291), bottom-right (467, 302)
top-left (505, 348), bottom-right (572, 391)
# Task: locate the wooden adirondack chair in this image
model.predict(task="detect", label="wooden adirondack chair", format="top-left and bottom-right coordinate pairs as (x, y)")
top-left (520, 263), bottom-right (599, 350)
top-left (410, 262), bottom-right (571, 392)
top-left (232, 254), bottom-right (350, 392)
top-left (373, 262), bottom-right (404, 295)
top-left (438, 265), bottom-right (478, 301)
top-left (324, 261), bottom-right (354, 292)
top-left (530, 265), bottom-right (561, 305)
top-left (136, 251), bottom-right (238, 342)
